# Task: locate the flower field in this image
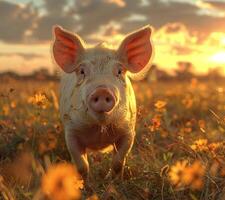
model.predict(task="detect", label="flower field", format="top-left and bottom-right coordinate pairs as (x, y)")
top-left (0, 78), bottom-right (225, 200)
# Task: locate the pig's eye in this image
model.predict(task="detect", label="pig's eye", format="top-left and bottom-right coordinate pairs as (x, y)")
top-left (75, 64), bottom-right (90, 86)
top-left (76, 64), bottom-right (88, 77)
top-left (115, 67), bottom-right (124, 77)
top-left (113, 64), bottom-right (125, 79)
top-left (80, 68), bottom-right (85, 75)
top-left (117, 69), bottom-right (122, 75)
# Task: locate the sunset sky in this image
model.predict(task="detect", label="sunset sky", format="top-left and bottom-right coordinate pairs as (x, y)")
top-left (0, 0), bottom-right (225, 75)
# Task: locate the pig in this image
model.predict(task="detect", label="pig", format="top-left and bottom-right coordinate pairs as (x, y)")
top-left (52, 25), bottom-right (153, 180)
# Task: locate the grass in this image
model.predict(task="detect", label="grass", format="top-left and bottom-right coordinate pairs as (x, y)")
top-left (0, 78), bottom-right (224, 200)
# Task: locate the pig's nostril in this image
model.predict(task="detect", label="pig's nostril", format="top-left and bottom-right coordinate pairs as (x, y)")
top-left (106, 97), bottom-right (111, 103)
top-left (94, 97), bottom-right (99, 102)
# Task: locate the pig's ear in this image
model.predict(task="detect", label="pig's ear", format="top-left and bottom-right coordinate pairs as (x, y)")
top-left (52, 25), bottom-right (85, 73)
top-left (117, 26), bottom-right (153, 73)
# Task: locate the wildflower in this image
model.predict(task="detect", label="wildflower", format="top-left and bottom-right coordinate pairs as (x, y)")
top-left (149, 115), bottom-right (161, 132)
top-left (190, 139), bottom-right (208, 152)
top-left (168, 160), bottom-right (188, 187)
top-left (154, 100), bottom-right (167, 109)
top-left (182, 161), bottom-right (205, 190)
top-left (28, 92), bottom-right (48, 108)
top-left (208, 142), bottom-right (222, 153)
top-left (41, 163), bottom-right (83, 200)
top-left (169, 160), bottom-right (205, 190)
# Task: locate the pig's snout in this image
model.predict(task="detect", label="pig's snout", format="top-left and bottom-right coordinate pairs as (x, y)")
top-left (88, 87), bottom-right (116, 113)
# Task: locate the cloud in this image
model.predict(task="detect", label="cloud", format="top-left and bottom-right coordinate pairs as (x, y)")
top-left (154, 23), bottom-right (196, 46)
top-left (139, 0), bottom-right (225, 37)
top-left (70, 0), bottom-right (225, 44)
top-left (104, 0), bottom-right (126, 7)
top-left (44, 0), bottom-right (69, 14)
top-left (153, 22), bottom-right (200, 57)
top-left (31, 15), bottom-right (77, 40)
top-left (0, 52), bottom-right (44, 60)
top-left (1, 0), bottom-right (225, 44)
top-left (72, 0), bottom-right (141, 37)
top-left (171, 45), bottom-right (198, 55)
top-left (164, 23), bottom-right (186, 34)
top-left (31, 0), bottom-right (78, 41)
top-left (203, 0), bottom-right (225, 10)
top-left (0, 1), bottom-right (38, 43)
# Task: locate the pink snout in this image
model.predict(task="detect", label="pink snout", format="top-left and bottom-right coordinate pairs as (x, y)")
top-left (88, 87), bottom-right (116, 113)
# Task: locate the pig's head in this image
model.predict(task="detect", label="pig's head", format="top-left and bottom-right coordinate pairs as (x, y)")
top-left (52, 25), bottom-right (153, 125)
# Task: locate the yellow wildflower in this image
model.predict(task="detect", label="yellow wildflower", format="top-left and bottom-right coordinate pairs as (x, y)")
top-left (169, 160), bottom-right (205, 190)
top-left (168, 160), bottom-right (188, 187)
top-left (41, 163), bottom-right (83, 200)
top-left (190, 139), bottom-right (208, 152)
top-left (154, 100), bottom-right (167, 109)
top-left (28, 92), bottom-right (48, 108)
top-left (182, 161), bottom-right (205, 190)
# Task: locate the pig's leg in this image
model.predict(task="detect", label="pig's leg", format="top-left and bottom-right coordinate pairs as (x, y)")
top-left (65, 131), bottom-right (89, 180)
top-left (112, 133), bottom-right (134, 179)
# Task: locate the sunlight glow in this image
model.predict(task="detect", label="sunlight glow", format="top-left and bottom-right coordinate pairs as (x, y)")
top-left (221, 37), bottom-right (225, 46)
top-left (210, 52), bottom-right (225, 63)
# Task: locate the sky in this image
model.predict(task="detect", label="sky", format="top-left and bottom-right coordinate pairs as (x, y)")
top-left (0, 0), bottom-right (225, 75)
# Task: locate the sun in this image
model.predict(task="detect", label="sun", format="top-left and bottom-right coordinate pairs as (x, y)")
top-left (210, 52), bottom-right (225, 64)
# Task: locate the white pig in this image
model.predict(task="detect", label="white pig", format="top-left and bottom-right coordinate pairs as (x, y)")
top-left (52, 25), bottom-right (153, 180)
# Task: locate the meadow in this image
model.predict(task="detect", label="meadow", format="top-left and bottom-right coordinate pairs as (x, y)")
top-left (0, 77), bottom-right (225, 200)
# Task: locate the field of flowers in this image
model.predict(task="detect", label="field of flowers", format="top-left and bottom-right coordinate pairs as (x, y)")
top-left (0, 78), bottom-right (224, 200)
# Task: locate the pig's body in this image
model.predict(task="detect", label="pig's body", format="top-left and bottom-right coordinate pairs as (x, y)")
top-left (52, 26), bottom-right (153, 179)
